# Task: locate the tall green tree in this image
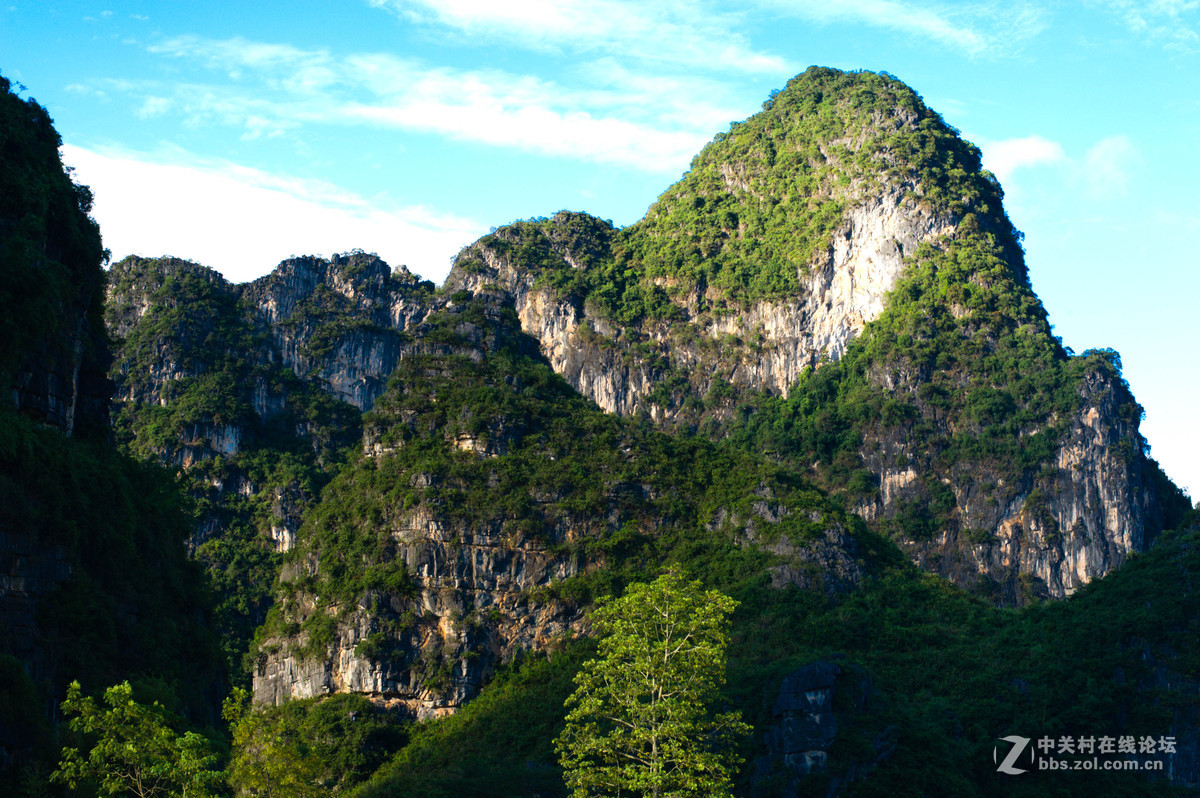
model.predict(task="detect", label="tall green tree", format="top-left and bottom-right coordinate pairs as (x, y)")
top-left (50, 681), bottom-right (222, 798)
top-left (555, 572), bottom-right (750, 798)
top-left (223, 688), bottom-right (324, 798)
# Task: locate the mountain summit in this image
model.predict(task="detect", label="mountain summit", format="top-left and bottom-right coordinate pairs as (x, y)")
top-left (443, 67), bottom-right (1188, 602)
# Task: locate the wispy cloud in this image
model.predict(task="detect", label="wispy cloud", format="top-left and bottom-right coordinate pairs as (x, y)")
top-left (756, 0), bottom-right (1047, 56)
top-left (979, 133), bottom-right (1140, 202)
top-left (1096, 0), bottom-right (1200, 52)
top-left (1083, 135), bottom-right (1139, 198)
top-left (62, 144), bottom-right (483, 284)
top-left (982, 135), bottom-right (1065, 185)
top-left (133, 35), bottom-right (730, 170)
top-left (368, 0), bottom-right (789, 74)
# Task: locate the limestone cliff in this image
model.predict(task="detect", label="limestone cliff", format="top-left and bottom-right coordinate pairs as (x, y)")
top-left (444, 188), bottom-right (957, 419)
top-left (250, 298), bottom-right (867, 714)
top-left (0, 75), bottom-right (110, 436)
top-left (439, 67), bottom-right (1188, 602)
top-left (239, 252), bottom-right (432, 410)
top-left (92, 66), bottom-right (1200, 794)
top-left (105, 253), bottom-right (426, 675)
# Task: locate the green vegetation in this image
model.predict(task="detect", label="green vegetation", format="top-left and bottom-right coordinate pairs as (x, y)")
top-left (258, 297), bottom-right (867, 668)
top-left (253, 295), bottom-right (1195, 793)
top-left (6, 63), bottom-right (1195, 798)
top-left (725, 229), bottom-right (1192, 551)
top-left (351, 521), bottom-right (1200, 797)
top-left (556, 572), bottom-right (749, 798)
top-left (224, 688), bottom-right (404, 796)
top-left (469, 68), bottom-right (1017, 327)
top-left (107, 256), bottom-right (364, 682)
top-left (355, 648), bottom-right (592, 798)
top-left (0, 402), bottom-right (225, 704)
top-left (454, 69), bottom-right (1191, 570)
top-left (52, 681), bottom-right (222, 798)
top-left (0, 72), bottom-right (109, 431)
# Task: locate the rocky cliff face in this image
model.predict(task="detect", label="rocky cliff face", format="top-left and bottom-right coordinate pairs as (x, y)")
top-left (105, 252), bottom-right (437, 515)
top-left (445, 183), bottom-right (957, 416)
top-left (250, 299), bottom-right (868, 713)
top-left (872, 365), bottom-right (1168, 601)
top-left (104, 253), bottom-right (432, 678)
top-left (0, 72), bottom-right (109, 695)
top-left (436, 68), bottom-right (1187, 603)
top-left (0, 75), bottom-right (225, 773)
top-left (253, 502), bottom-right (587, 718)
top-left (240, 252), bottom-right (432, 410)
top-left (105, 74), bottom-right (1189, 710)
top-left (108, 251), bottom-right (433, 431)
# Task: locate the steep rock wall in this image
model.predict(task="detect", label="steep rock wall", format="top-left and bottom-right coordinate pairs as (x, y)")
top-left (446, 188), bottom-right (956, 417)
top-left (864, 368), bottom-right (1164, 600)
top-left (252, 505), bottom-right (586, 718)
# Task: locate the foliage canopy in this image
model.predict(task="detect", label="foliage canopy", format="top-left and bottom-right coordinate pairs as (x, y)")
top-left (555, 572), bottom-right (750, 798)
top-left (51, 681), bottom-right (222, 798)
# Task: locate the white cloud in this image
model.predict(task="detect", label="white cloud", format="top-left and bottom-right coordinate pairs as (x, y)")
top-left (131, 35), bottom-right (726, 172)
top-left (1098, 0), bottom-right (1200, 51)
top-left (979, 134), bottom-right (1139, 200)
top-left (1083, 135), bottom-right (1139, 198)
top-left (65, 83), bottom-right (108, 100)
top-left (981, 135), bottom-right (1065, 185)
top-left (369, 0), bottom-right (789, 74)
top-left (136, 96), bottom-right (171, 118)
top-left (757, 0), bottom-right (1047, 55)
top-left (61, 144), bottom-right (484, 285)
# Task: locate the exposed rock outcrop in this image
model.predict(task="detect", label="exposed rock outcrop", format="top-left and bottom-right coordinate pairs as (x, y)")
top-left (249, 302), bottom-right (869, 712)
top-left (253, 506), bottom-right (586, 717)
top-left (755, 661), bottom-right (842, 782)
top-left (445, 187), bottom-right (956, 418)
top-left (433, 70), bottom-right (1185, 604)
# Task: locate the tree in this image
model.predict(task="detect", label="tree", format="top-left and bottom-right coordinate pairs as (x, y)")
top-left (223, 688), bottom-right (325, 798)
top-left (51, 681), bottom-right (222, 798)
top-left (554, 572), bottom-right (750, 798)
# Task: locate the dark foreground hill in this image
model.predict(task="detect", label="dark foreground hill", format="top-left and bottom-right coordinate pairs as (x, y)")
top-left (0, 73), bottom-right (225, 788)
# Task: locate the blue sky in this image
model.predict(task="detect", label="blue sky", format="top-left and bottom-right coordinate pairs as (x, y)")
top-left (3, 1), bottom-right (1198, 501)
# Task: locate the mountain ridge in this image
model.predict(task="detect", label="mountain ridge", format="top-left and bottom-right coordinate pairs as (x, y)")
top-left (24, 65), bottom-right (1194, 794)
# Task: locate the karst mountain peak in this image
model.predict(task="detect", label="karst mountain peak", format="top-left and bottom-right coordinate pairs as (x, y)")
top-left (4, 66), bottom-right (1196, 795)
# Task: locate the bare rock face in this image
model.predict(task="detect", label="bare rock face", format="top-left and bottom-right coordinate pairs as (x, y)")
top-left (754, 662), bottom-right (841, 785)
top-left (252, 506), bottom-right (586, 717)
top-left (109, 252), bottom-right (433, 421)
top-left (105, 253), bottom-right (436, 553)
top-left (11, 313), bottom-right (111, 437)
top-left (428, 68), bottom-right (1191, 604)
top-left (852, 364), bottom-right (1168, 602)
top-left (251, 479), bottom-right (867, 714)
top-left (248, 303), bottom-right (870, 713)
top-left (439, 202), bottom-right (1180, 604)
top-left (446, 187), bottom-right (955, 419)
top-left (240, 252), bottom-right (432, 411)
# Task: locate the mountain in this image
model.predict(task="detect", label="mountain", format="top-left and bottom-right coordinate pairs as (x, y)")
top-left (441, 67), bottom-right (1190, 602)
top-left (0, 73), bottom-right (225, 786)
top-left (49, 65), bottom-right (1200, 795)
top-left (105, 252), bottom-right (428, 677)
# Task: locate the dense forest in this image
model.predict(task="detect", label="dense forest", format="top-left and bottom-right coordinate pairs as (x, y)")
top-left (1, 66), bottom-right (1197, 797)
